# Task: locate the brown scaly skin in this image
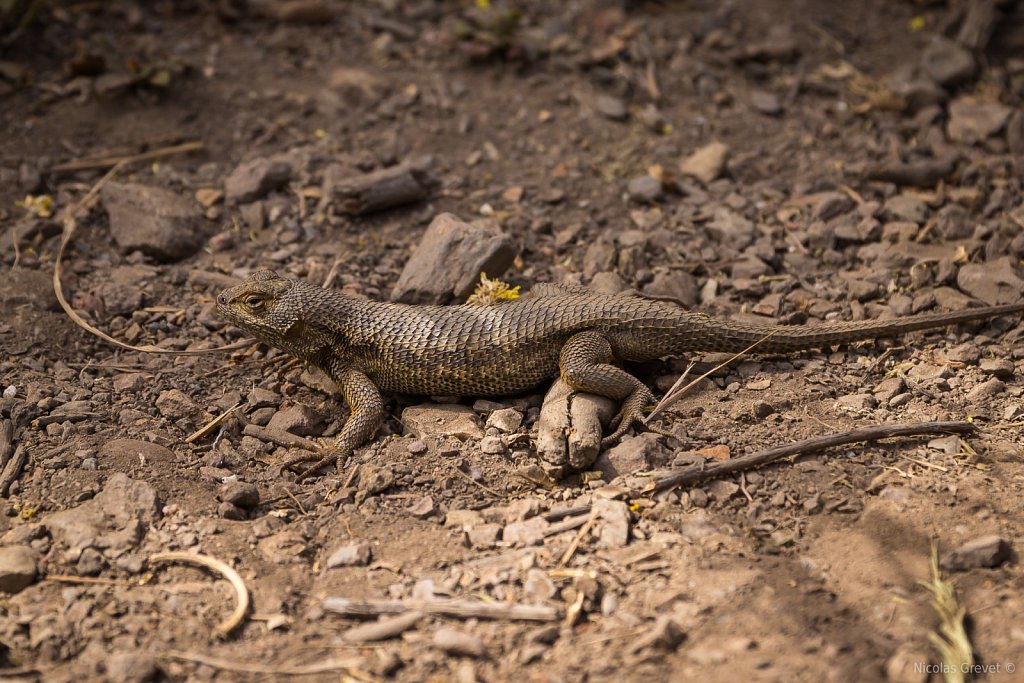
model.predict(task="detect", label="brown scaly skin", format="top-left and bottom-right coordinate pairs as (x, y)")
top-left (217, 270), bottom-right (1024, 478)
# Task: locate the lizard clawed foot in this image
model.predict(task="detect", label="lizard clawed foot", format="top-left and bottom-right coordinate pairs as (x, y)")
top-left (278, 438), bottom-right (346, 481)
top-left (601, 386), bottom-right (659, 448)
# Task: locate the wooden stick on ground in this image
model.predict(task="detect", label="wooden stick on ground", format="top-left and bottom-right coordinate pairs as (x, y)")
top-left (322, 597), bottom-right (561, 622)
top-left (645, 421), bottom-right (975, 493)
top-left (165, 651), bottom-right (366, 677)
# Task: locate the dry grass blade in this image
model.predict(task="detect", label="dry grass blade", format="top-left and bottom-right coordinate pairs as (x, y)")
top-left (185, 401), bottom-right (242, 443)
top-left (920, 543), bottom-right (974, 683)
top-left (49, 141), bottom-right (205, 174)
top-left (149, 551), bottom-right (250, 639)
top-left (52, 145), bottom-right (253, 356)
top-left (645, 330), bottom-right (778, 424)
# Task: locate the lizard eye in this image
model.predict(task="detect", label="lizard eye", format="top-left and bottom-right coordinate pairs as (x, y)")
top-left (243, 295), bottom-right (265, 310)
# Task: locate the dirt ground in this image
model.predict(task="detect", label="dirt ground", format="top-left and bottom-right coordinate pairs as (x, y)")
top-left (1, 1), bottom-right (1024, 681)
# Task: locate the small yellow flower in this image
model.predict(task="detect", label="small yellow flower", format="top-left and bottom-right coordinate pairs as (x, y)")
top-left (467, 272), bottom-right (521, 306)
top-left (16, 194), bottom-right (54, 218)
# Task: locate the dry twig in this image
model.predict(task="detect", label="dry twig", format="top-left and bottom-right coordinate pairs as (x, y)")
top-left (149, 551), bottom-right (250, 639)
top-left (323, 596), bottom-right (560, 622)
top-left (53, 145), bottom-right (251, 356)
top-left (647, 421), bottom-right (975, 493)
top-left (165, 650), bottom-right (365, 677)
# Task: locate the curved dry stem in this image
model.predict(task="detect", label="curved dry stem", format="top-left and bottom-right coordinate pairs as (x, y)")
top-left (52, 147), bottom-right (253, 356)
top-left (149, 551), bottom-right (250, 639)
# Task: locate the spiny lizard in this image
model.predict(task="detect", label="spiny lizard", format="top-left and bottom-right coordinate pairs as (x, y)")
top-left (217, 270), bottom-right (1024, 477)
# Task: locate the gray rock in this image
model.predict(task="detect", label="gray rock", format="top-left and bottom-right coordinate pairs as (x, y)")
top-left (402, 404), bottom-right (483, 440)
top-left (966, 377), bottom-right (1005, 401)
top-left (957, 258), bottom-right (1024, 305)
top-left (706, 479), bottom-right (739, 501)
top-left (921, 38), bottom-right (976, 87)
top-left (467, 523), bottom-right (502, 548)
top-left (836, 393), bottom-right (878, 411)
top-left (812, 192), bottom-right (855, 221)
top-left (44, 474), bottom-right (159, 560)
top-left (433, 627), bottom-right (487, 658)
top-left (0, 545), bottom-right (37, 593)
top-left (220, 481), bottom-right (260, 509)
top-left (326, 542), bottom-right (372, 568)
top-left (267, 403), bottom-right (326, 437)
top-left (224, 158), bottom-right (292, 203)
top-left (502, 517), bottom-right (548, 546)
top-left (392, 213), bottom-right (517, 305)
top-left (101, 182), bottom-right (205, 262)
top-left (979, 358), bottom-right (1014, 379)
top-left (593, 498), bottom-right (630, 547)
top-left (218, 501), bottom-right (246, 520)
top-left (99, 439), bottom-right (174, 466)
top-left (679, 141), bottom-right (729, 184)
top-left (643, 270), bottom-right (699, 308)
top-left (356, 464), bottom-right (395, 495)
top-left (484, 408), bottom-right (523, 433)
top-left (247, 387), bottom-right (282, 410)
top-left (594, 433), bottom-right (661, 479)
top-left (155, 389), bottom-right (200, 421)
top-left (105, 652), bottom-right (159, 683)
top-left (479, 435), bottom-right (506, 455)
top-left (749, 89), bottom-right (782, 116)
top-left (947, 98), bottom-right (1012, 145)
top-left (883, 194), bottom-right (929, 224)
top-left (940, 535), bottom-right (1011, 571)
top-left (627, 175), bottom-right (663, 203)
top-left (524, 568), bottom-right (556, 600)
top-left (873, 377), bottom-right (906, 402)
top-left (408, 495), bottom-right (436, 518)
top-left (595, 94), bottom-right (628, 121)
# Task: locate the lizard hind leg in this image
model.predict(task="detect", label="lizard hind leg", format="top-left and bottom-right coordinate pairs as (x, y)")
top-left (558, 331), bottom-right (658, 448)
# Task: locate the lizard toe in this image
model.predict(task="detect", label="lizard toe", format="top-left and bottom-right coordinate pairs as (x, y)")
top-left (601, 386), bottom-right (656, 448)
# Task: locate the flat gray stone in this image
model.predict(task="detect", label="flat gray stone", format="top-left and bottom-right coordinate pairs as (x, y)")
top-left (402, 404), bottom-right (483, 440)
top-left (224, 158), bottom-right (292, 203)
top-left (0, 546), bottom-right (37, 594)
top-left (947, 98), bottom-right (1011, 144)
top-left (392, 213), bottom-right (517, 305)
top-left (101, 182), bottom-right (205, 262)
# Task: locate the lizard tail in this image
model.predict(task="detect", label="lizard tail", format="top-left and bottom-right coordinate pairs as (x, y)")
top-left (682, 302), bottom-right (1024, 354)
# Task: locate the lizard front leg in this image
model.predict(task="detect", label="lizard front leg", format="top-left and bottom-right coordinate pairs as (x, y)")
top-left (558, 331), bottom-right (657, 448)
top-left (282, 367), bottom-right (386, 480)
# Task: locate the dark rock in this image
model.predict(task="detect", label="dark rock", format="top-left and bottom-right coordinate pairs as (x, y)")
top-left (594, 433), bottom-right (661, 479)
top-left (224, 158), bottom-right (293, 203)
top-left (956, 258), bottom-right (1024, 305)
top-left (267, 403), bottom-right (326, 437)
top-left (979, 358), bottom-right (1014, 379)
top-left (947, 98), bottom-right (1012, 145)
top-left (883, 194), bottom-right (929, 224)
top-left (218, 501), bottom-right (246, 520)
top-left (921, 38), bottom-right (976, 87)
top-left (966, 377), bottom-right (1005, 401)
top-left (627, 176), bottom-right (663, 203)
top-left (940, 535), bottom-right (1011, 571)
top-left (220, 481), bottom-right (260, 509)
top-left (155, 389), bottom-right (200, 422)
top-left (392, 213), bottom-right (517, 305)
top-left (643, 270), bottom-right (699, 308)
top-left (101, 182), bottom-right (205, 262)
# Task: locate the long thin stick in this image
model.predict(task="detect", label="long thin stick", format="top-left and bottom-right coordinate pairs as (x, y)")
top-left (323, 597), bottom-right (560, 622)
top-left (49, 141), bottom-right (205, 173)
top-left (645, 421), bottom-right (975, 493)
top-left (165, 651), bottom-right (365, 676)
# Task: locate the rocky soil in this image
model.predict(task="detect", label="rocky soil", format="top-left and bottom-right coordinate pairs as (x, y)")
top-left (1, 1), bottom-right (1024, 681)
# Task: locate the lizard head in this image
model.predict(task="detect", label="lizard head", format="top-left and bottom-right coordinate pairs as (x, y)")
top-left (217, 270), bottom-right (306, 352)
